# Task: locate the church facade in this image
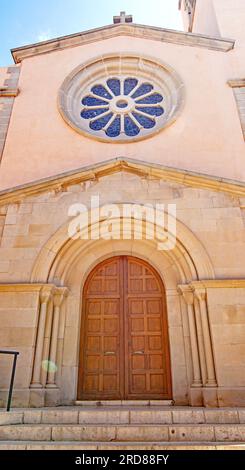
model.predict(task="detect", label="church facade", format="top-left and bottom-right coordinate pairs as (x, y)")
top-left (0, 0), bottom-right (245, 409)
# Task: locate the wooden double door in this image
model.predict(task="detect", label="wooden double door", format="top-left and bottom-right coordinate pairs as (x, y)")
top-left (78, 256), bottom-right (172, 400)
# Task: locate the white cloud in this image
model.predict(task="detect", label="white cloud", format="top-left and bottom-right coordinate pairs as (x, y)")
top-left (37, 31), bottom-right (51, 42)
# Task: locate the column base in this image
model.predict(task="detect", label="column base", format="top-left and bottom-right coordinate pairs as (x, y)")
top-left (189, 387), bottom-right (203, 406)
top-left (29, 388), bottom-right (45, 408)
top-left (205, 381), bottom-right (217, 388)
top-left (191, 381), bottom-right (203, 388)
top-left (45, 387), bottom-right (61, 406)
top-left (203, 387), bottom-right (218, 407)
top-left (45, 384), bottom-right (59, 389)
top-left (30, 383), bottom-right (43, 389)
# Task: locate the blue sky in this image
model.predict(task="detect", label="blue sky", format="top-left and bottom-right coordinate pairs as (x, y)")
top-left (0, 0), bottom-right (183, 66)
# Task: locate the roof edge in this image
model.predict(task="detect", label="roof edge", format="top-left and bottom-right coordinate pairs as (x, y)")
top-left (11, 23), bottom-right (235, 63)
top-left (0, 157), bottom-right (244, 205)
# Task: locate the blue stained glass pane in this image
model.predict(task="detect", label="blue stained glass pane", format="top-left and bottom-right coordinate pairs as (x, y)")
top-left (91, 85), bottom-right (112, 100)
top-left (135, 106), bottom-right (164, 116)
top-left (107, 79), bottom-right (121, 96)
top-left (89, 112), bottom-right (113, 130)
top-left (81, 108), bottom-right (109, 119)
top-left (105, 116), bottom-right (121, 137)
top-left (132, 112), bottom-right (155, 129)
top-left (82, 96), bottom-right (108, 106)
top-left (124, 115), bottom-right (140, 136)
top-left (124, 78), bottom-right (138, 95)
top-left (136, 93), bottom-right (163, 104)
top-left (131, 83), bottom-right (153, 99)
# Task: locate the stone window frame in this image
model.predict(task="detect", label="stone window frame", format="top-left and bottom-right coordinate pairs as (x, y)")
top-left (58, 54), bottom-right (185, 143)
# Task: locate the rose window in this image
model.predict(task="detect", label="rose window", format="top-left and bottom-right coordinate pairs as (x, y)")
top-left (80, 78), bottom-right (164, 138)
top-left (58, 55), bottom-right (184, 142)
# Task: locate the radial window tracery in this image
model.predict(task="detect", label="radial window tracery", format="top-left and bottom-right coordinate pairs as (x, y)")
top-left (80, 77), bottom-right (165, 138)
top-left (58, 55), bottom-right (184, 142)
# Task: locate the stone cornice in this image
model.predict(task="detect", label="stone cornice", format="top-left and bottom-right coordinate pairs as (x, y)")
top-left (0, 87), bottom-right (19, 98)
top-left (228, 79), bottom-right (245, 88)
top-left (0, 283), bottom-right (46, 292)
top-left (0, 157), bottom-right (245, 205)
top-left (190, 280), bottom-right (245, 289)
top-left (11, 23), bottom-right (235, 64)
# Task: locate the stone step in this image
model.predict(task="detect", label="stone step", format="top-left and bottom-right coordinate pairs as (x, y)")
top-left (75, 400), bottom-right (174, 406)
top-left (0, 407), bottom-right (244, 426)
top-left (0, 424), bottom-right (245, 442)
top-left (0, 441), bottom-right (244, 450)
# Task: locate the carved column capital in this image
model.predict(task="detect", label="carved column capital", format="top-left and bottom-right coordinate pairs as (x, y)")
top-left (192, 287), bottom-right (206, 302)
top-left (178, 285), bottom-right (194, 305)
top-left (53, 287), bottom-right (68, 308)
top-left (40, 285), bottom-right (53, 304)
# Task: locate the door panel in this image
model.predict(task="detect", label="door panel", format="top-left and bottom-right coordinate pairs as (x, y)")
top-left (78, 256), bottom-right (172, 400)
top-left (78, 258), bottom-right (123, 399)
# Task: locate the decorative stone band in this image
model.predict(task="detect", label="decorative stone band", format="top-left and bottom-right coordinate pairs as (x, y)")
top-left (228, 79), bottom-right (245, 140)
top-left (0, 66), bottom-right (20, 163)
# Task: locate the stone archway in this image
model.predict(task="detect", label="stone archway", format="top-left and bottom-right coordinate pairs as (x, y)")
top-left (30, 207), bottom-right (215, 405)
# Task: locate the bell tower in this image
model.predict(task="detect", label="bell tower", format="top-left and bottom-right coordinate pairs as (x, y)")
top-left (179, 0), bottom-right (245, 45)
top-left (179, 0), bottom-right (220, 36)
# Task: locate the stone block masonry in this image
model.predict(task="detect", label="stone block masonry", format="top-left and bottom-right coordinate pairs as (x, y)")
top-left (0, 66), bottom-right (20, 163)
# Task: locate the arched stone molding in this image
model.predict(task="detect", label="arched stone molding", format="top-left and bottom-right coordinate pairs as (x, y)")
top-left (31, 205), bottom-right (214, 284)
top-left (30, 206), bottom-right (214, 406)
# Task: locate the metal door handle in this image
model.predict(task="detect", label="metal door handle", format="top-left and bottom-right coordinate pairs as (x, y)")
top-left (134, 351), bottom-right (144, 355)
top-left (104, 352), bottom-right (115, 355)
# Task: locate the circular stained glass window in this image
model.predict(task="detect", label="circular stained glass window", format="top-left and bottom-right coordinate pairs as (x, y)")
top-left (59, 55), bottom-right (184, 143)
top-left (81, 78), bottom-right (164, 138)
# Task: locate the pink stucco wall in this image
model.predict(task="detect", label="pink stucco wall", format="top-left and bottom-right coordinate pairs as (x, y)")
top-left (0, 10), bottom-right (244, 190)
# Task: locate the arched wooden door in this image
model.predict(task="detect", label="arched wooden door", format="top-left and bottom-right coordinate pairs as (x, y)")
top-left (78, 256), bottom-right (172, 400)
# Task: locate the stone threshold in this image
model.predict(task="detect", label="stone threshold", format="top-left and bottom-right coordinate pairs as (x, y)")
top-left (75, 400), bottom-right (174, 406)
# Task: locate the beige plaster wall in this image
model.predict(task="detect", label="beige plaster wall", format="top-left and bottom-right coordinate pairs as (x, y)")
top-left (0, 35), bottom-right (244, 190)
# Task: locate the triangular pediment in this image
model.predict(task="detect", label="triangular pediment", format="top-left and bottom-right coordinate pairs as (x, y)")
top-left (0, 158), bottom-right (244, 205)
top-left (11, 23), bottom-right (234, 64)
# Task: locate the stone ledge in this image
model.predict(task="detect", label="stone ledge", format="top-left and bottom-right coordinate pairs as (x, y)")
top-left (0, 88), bottom-right (19, 98)
top-left (11, 23), bottom-right (235, 64)
top-left (228, 79), bottom-right (245, 88)
top-left (190, 280), bottom-right (245, 289)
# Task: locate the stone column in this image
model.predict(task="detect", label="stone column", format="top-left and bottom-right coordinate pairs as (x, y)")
top-left (179, 286), bottom-right (202, 387)
top-left (194, 288), bottom-right (217, 387)
top-left (31, 286), bottom-right (53, 388)
top-left (194, 297), bottom-right (207, 385)
top-left (46, 288), bottom-right (68, 388)
top-left (40, 297), bottom-right (54, 387)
